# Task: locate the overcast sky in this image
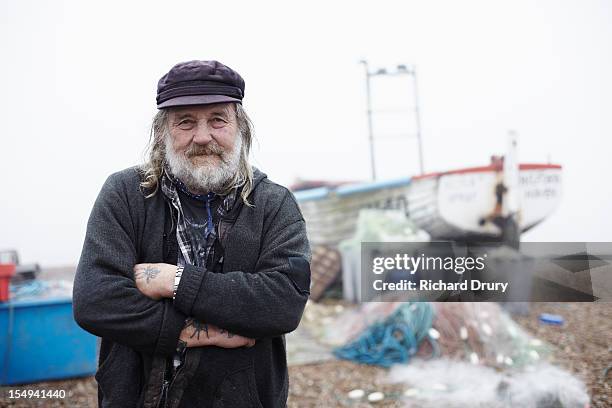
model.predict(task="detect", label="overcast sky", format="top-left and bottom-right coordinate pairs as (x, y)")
top-left (1, 0), bottom-right (611, 266)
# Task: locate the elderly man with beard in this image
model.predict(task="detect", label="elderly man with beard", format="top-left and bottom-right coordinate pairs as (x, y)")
top-left (73, 60), bottom-right (311, 408)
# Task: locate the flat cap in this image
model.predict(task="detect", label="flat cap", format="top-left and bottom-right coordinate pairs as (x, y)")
top-left (156, 60), bottom-right (245, 109)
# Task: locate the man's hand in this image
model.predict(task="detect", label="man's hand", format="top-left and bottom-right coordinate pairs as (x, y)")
top-left (179, 318), bottom-right (256, 348)
top-left (133, 263), bottom-right (175, 300)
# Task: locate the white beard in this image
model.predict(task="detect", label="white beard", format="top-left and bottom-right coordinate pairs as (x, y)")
top-left (164, 131), bottom-right (243, 194)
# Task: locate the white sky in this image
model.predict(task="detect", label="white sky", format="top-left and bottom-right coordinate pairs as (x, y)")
top-left (1, 0), bottom-right (611, 266)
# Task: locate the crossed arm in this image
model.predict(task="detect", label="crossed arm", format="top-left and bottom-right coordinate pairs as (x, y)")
top-left (73, 173), bottom-right (310, 357)
top-left (133, 263), bottom-right (255, 349)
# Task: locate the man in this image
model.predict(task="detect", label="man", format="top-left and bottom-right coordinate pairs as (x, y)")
top-left (73, 60), bottom-right (311, 408)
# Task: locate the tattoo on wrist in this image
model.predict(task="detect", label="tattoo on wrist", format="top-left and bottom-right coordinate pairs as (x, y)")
top-left (135, 266), bottom-right (160, 284)
top-left (219, 329), bottom-right (234, 338)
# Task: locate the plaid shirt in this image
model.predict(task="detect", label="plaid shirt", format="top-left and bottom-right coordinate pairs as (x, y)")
top-left (161, 167), bottom-right (238, 269)
top-left (160, 166), bottom-right (239, 372)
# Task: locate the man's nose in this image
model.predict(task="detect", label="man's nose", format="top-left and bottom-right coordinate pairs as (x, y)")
top-left (192, 123), bottom-right (213, 144)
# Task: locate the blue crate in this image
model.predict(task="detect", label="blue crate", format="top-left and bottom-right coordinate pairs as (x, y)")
top-left (0, 297), bottom-right (97, 385)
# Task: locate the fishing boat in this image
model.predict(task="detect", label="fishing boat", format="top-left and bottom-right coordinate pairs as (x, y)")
top-left (296, 63), bottom-right (562, 247)
top-left (406, 161), bottom-right (562, 244)
top-left (293, 137), bottom-right (562, 247)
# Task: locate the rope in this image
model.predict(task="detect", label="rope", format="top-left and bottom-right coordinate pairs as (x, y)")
top-left (333, 302), bottom-right (437, 367)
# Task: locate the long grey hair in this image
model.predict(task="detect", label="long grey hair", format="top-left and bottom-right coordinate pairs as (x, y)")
top-left (139, 103), bottom-right (254, 205)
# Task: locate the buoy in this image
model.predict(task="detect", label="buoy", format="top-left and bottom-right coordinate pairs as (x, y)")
top-left (459, 326), bottom-right (468, 340)
top-left (428, 328), bottom-right (440, 340)
top-left (347, 389), bottom-right (365, 399)
top-left (368, 392), bottom-right (385, 402)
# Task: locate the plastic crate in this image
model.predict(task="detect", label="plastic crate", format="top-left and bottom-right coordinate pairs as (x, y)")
top-left (0, 297), bottom-right (97, 385)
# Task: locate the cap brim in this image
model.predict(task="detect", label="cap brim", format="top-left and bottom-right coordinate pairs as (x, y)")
top-left (157, 94), bottom-right (242, 109)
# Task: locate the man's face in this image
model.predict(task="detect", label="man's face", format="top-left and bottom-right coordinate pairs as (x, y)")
top-left (164, 103), bottom-right (243, 193)
top-left (168, 103), bottom-right (238, 168)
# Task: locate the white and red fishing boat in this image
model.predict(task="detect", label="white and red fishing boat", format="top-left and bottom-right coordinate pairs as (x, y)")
top-left (294, 136), bottom-right (562, 247)
top-left (407, 161), bottom-right (562, 244)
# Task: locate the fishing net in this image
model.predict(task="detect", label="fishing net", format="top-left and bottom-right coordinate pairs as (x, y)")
top-left (324, 301), bottom-right (550, 369)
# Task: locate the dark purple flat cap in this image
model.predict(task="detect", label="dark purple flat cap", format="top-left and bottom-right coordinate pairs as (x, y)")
top-left (156, 60), bottom-right (245, 109)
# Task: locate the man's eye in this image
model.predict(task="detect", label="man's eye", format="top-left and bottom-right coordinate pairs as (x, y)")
top-left (177, 120), bottom-right (195, 129)
top-left (210, 118), bottom-right (227, 128)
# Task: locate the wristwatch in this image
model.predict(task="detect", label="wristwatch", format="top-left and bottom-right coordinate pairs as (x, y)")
top-left (173, 265), bottom-right (184, 300)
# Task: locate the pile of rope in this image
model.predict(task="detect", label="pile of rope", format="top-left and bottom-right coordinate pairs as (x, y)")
top-left (333, 302), bottom-right (437, 367)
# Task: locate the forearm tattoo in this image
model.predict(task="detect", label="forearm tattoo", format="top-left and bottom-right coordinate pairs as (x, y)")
top-left (135, 266), bottom-right (160, 284)
top-left (185, 318), bottom-right (209, 340)
top-left (184, 319), bottom-right (236, 340)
